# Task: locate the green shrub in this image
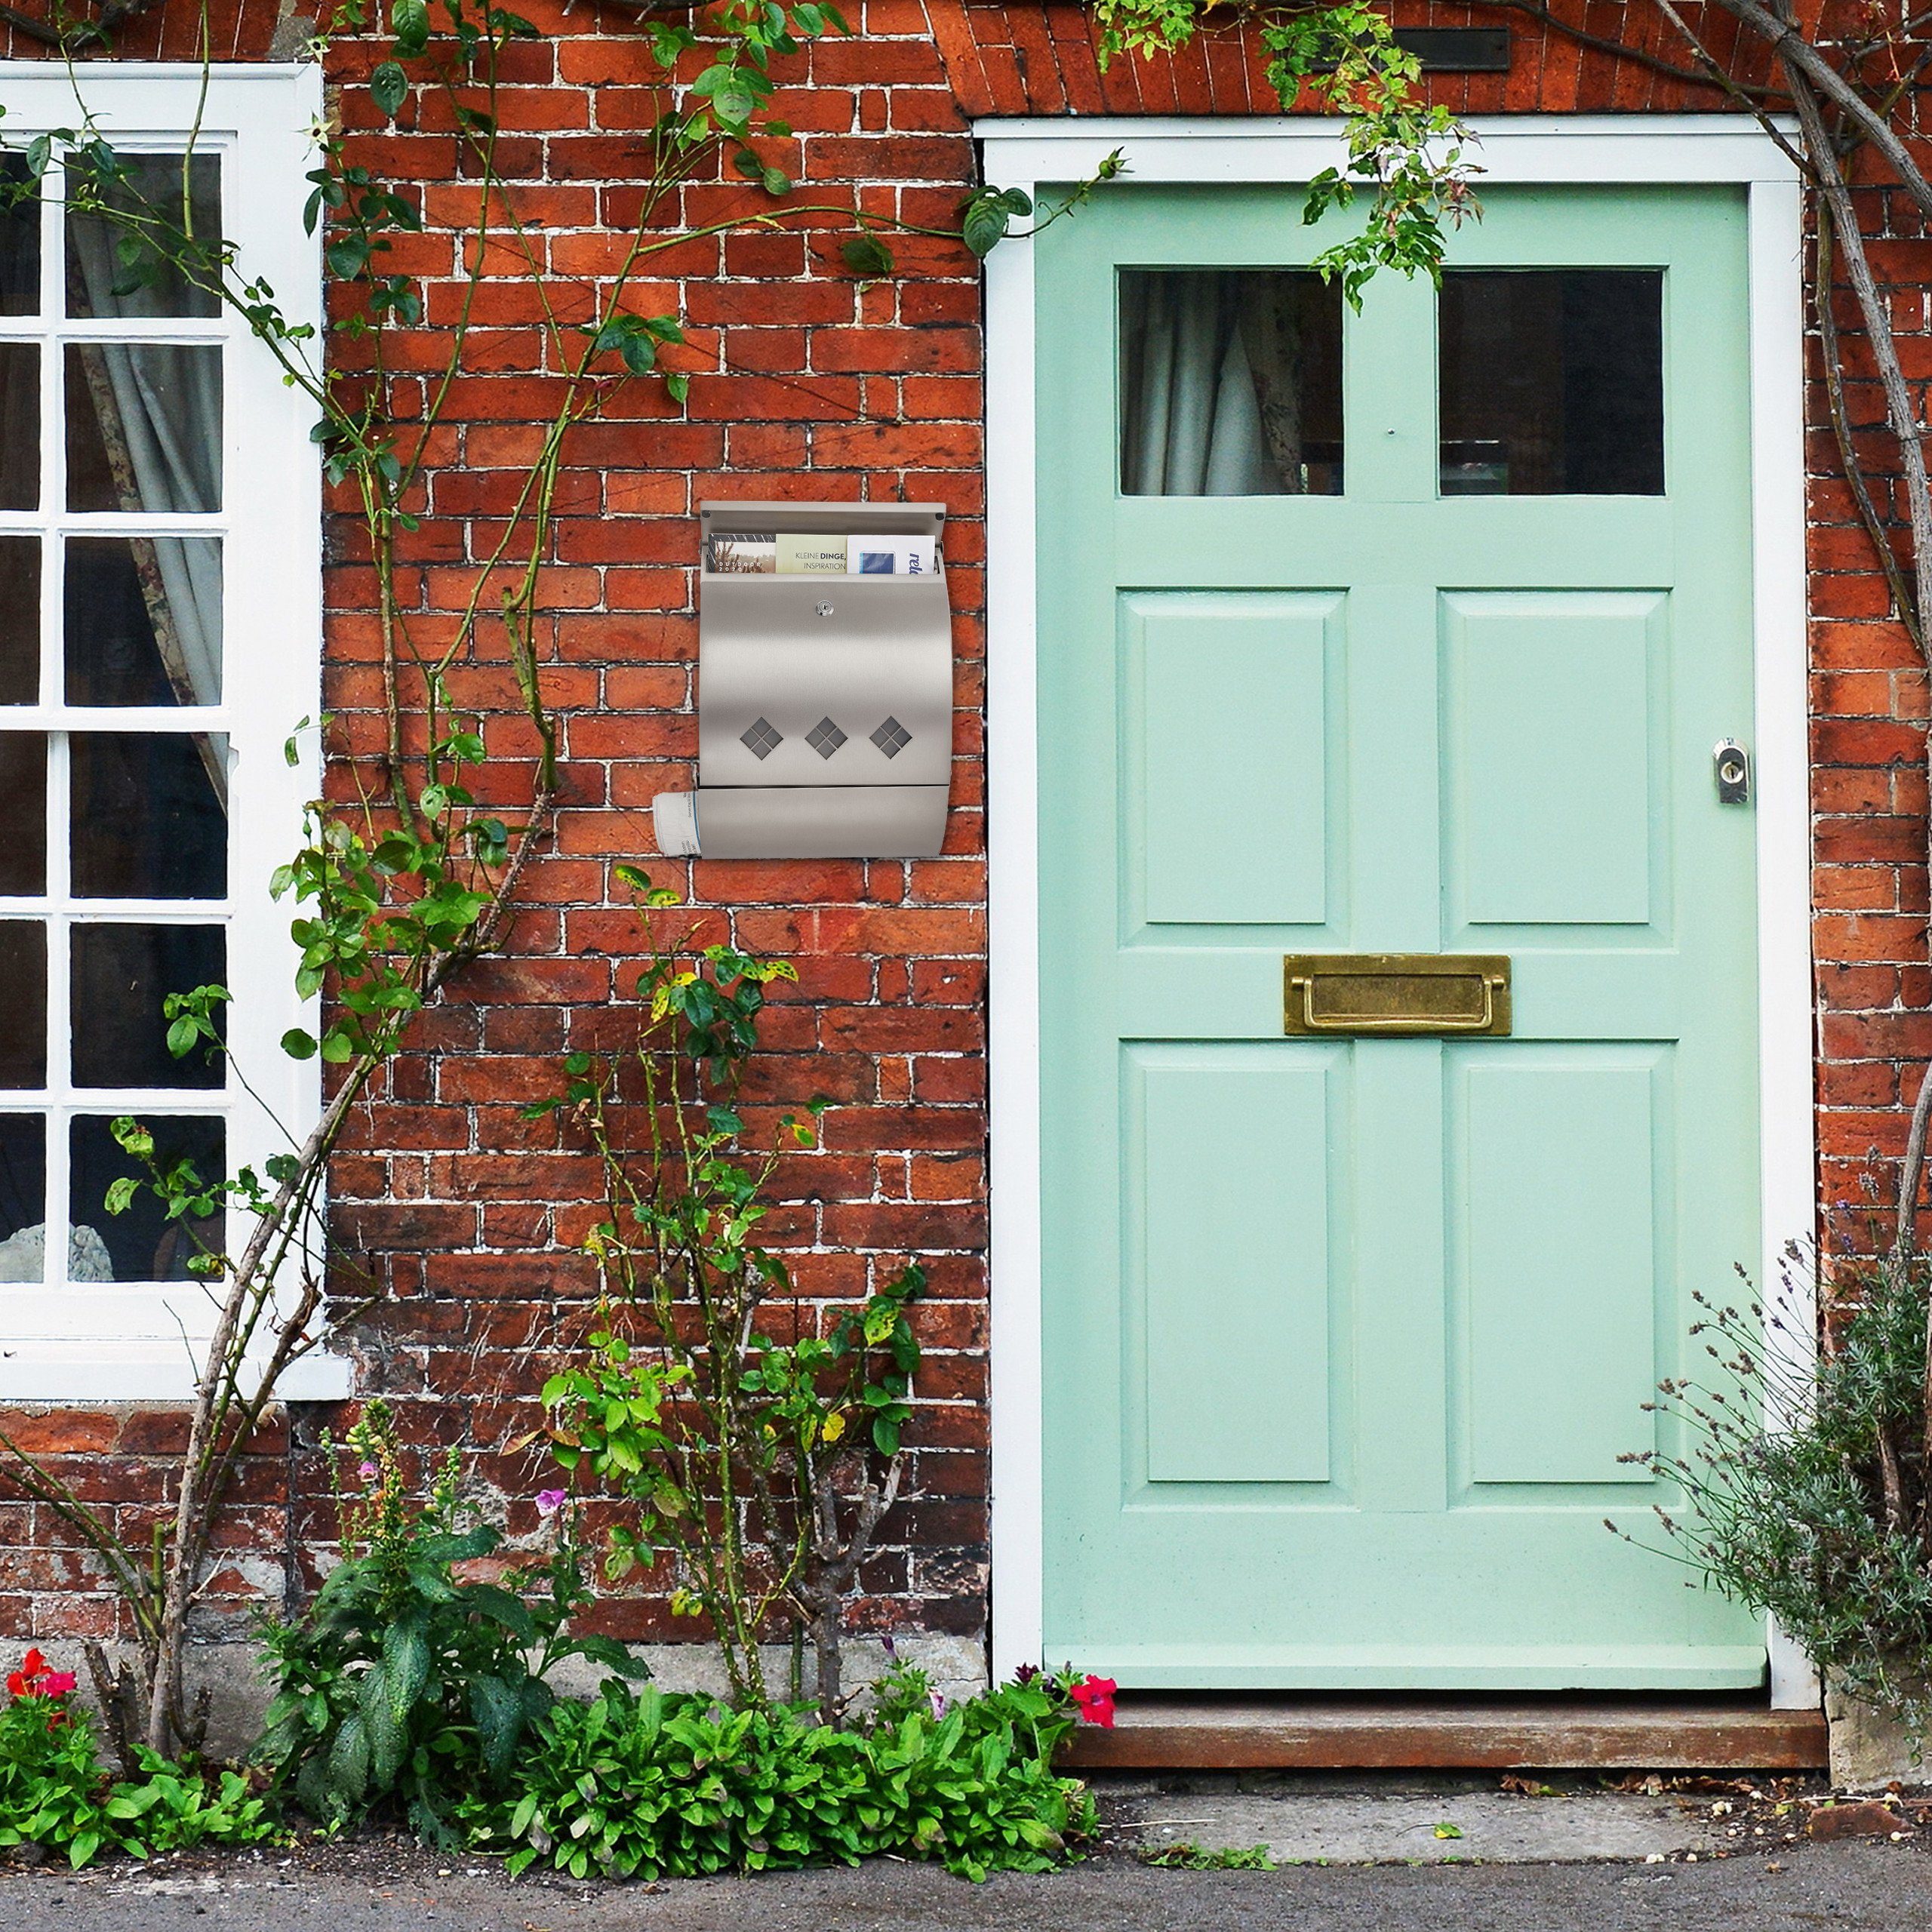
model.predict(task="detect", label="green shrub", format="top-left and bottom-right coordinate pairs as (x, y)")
top-left (1633, 1247), bottom-right (1932, 1743)
top-left (0, 1651), bottom-right (278, 1869)
top-left (253, 1402), bottom-right (648, 1842)
top-left (463, 1667), bottom-right (1096, 1883)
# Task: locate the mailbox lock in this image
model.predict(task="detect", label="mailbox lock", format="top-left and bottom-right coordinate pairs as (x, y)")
top-left (1713, 738), bottom-right (1752, 804)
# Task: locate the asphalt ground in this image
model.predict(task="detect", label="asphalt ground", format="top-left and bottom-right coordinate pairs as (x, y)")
top-left (0, 1823), bottom-right (1926, 1932)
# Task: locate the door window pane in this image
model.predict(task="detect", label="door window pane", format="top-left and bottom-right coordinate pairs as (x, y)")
top-left (1438, 270), bottom-right (1664, 496)
top-left (0, 1115), bottom-right (48, 1280)
top-left (1121, 269), bottom-right (1343, 497)
top-left (72, 923), bottom-right (224, 1088)
top-left (65, 535), bottom-right (221, 706)
top-left (0, 923), bottom-right (45, 1088)
top-left (0, 343), bottom-right (36, 512)
top-left (66, 152), bottom-right (222, 321)
top-left (65, 343), bottom-right (222, 514)
top-left (0, 156), bottom-right (38, 316)
top-left (71, 732), bottom-right (227, 899)
top-left (71, 1112), bottom-right (222, 1280)
top-left (0, 538), bottom-right (38, 704)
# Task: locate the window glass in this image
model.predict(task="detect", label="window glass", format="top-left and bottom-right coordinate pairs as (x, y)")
top-left (65, 343), bottom-right (222, 514)
top-left (1120, 269), bottom-right (1343, 497)
top-left (0, 924), bottom-right (46, 1088)
top-left (0, 155), bottom-right (38, 316)
top-left (0, 1115), bottom-right (48, 1280)
top-left (66, 152), bottom-right (222, 321)
top-left (0, 343), bottom-right (37, 512)
top-left (0, 539), bottom-right (38, 704)
top-left (70, 733), bottom-right (227, 900)
top-left (1438, 269), bottom-right (1665, 496)
top-left (72, 924), bottom-right (225, 1089)
top-left (70, 1114), bottom-right (223, 1281)
top-left (64, 536), bottom-right (222, 706)
top-left (0, 735), bottom-right (47, 897)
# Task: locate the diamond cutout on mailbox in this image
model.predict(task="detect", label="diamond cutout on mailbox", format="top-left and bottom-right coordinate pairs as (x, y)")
top-left (807, 717), bottom-right (847, 758)
top-left (740, 717), bottom-right (783, 759)
top-left (871, 717), bottom-right (911, 759)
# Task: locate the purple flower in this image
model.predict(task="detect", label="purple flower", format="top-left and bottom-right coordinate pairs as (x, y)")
top-left (358, 1461), bottom-right (379, 1480)
top-left (928, 1688), bottom-right (948, 1721)
top-left (535, 1488), bottom-right (568, 1517)
top-left (879, 1631), bottom-right (898, 1660)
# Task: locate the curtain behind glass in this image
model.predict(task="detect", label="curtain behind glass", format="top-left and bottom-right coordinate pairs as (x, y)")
top-left (66, 220), bottom-right (224, 727)
top-left (1120, 271), bottom-right (1323, 497)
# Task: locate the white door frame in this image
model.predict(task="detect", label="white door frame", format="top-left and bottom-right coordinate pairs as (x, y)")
top-left (980, 114), bottom-right (1817, 1705)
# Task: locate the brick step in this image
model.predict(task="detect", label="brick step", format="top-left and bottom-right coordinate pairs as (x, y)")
top-left (1060, 1694), bottom-right (1829, 1771)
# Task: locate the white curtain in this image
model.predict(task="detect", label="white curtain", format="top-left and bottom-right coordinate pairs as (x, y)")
top-left (68, 215), bottom-right (224, 721)
top-left (1121, 272), bottom-right (1311, 497)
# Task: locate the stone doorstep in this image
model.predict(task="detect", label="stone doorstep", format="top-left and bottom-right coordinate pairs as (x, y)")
top-left (1060, 1697), bottom-right (1829, 1772)
top-left (1108, 1787), bottom-right (1731, 1865)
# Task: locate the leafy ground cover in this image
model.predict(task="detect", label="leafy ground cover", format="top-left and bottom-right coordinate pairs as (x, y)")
top-left (0, 1652), bottom-right (278, 1869)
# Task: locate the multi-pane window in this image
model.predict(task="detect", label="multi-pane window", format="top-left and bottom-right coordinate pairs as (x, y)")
top-left (0, 67), bottom-right (321, 1396)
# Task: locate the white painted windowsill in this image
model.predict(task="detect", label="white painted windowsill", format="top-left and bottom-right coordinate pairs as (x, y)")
top-left (0, 1339), bottom-right (354, 1404)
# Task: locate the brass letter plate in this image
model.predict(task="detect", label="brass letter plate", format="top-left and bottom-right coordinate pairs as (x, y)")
top-left (1283, 954), bottom-right (1512, 1038)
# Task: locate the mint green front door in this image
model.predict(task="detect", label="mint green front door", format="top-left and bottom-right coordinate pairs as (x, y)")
top-left (1035, 184), bottom-right (1765, 1687)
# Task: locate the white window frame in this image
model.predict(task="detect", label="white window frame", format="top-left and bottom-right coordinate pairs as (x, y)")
top-left (0, 63), bottom-right (334, 1400)
top-left (980, 115), bottom-right (1815, 1706)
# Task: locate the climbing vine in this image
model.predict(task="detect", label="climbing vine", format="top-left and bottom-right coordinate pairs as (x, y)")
top-left (0, 0), bottom-right (1092, 1759)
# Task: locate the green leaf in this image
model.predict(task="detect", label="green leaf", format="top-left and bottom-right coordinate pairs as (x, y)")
top-left (383, 1617), bottom-right (431, 1721)
top-left (960, 193), bottom-right (1011, 259)
top-left (840, 232), bottom-right (894, 278)
top-left (371, 61), bottom-right (409, 118)
top-left (328, 1712), bottom-right (371, 1802)
top-left (470, 1672), bottom-right (526, 1781)
top-left (390, 0), bottom-right (429, 54)
top-left (567, 1633), bottom-right (654, 1681)
top-left (461, 1583), bottom-right (538, 1645)
top-left (281, 1028), bottom-right (318, 1061)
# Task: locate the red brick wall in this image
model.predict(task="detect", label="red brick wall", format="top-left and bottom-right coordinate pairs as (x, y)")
top-left (0, 0), bottom-right (1912, 1665)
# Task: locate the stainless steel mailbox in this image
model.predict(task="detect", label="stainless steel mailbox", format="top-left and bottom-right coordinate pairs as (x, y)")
top-left (651, 500), bottom-right (952, 860)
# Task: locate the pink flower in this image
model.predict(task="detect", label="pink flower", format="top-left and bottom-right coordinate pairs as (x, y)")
top-left (358, 1461), bottom-right (379, 1479)
top-left (38, 1671), bottom-right (75, 1697)
top-left (535, 1488), bottom-right (568, 1516)
top-left (1069, 1675), bottom-right (1118, 1729)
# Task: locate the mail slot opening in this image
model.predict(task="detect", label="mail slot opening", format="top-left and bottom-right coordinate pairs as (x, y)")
top-left (1283, 954), bottom-right (1512, 1038)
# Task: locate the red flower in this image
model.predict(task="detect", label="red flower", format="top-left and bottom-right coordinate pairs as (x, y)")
top-left (1069, 1674), bottom-right (1118, 1728)
top-left (39, 1672), bottom-right (75, 1698)
top-left (6, 1648), bottom-right (48, 1699)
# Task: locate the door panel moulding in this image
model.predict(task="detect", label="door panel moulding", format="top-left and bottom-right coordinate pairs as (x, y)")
top-left (980, 115), bottom-right (1815, 1711)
